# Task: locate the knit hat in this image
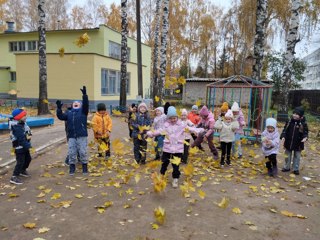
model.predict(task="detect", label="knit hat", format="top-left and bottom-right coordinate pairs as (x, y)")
top-left (181, 108), bottom-right (188, 116)
top-left (199, 106), bottom-right (209, 116)
top-left (73, 100), bottom-right (82, 109)
top-left (191, 105), bottom-right (198, 110)
top-left (293, 106), bottom-right (304, 117)
top-left (155, 107), bottom-right (164, 114)
top-left (138, 102), bottom-right (148, 111)
top-left (12, 108), bottom-right (27, 121)
top-left (266, 118), bottom-right (277, 129)
top-left (224, 109), bottom-right (233, 119)
top-left (97, 103), bottom-right (106, 111)
top-left (167, 106), bottom-right (177, 118)
top-left (231, 102), bottom-right (240, 112)
top-left (221, 102), bottom-right (229, 112)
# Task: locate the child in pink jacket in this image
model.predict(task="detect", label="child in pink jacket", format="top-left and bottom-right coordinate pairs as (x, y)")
top-left (147, 106), bottom-right (203, 188)
top-left (191, 105), bottom-right (219, 159)
top-left (231, 102), bottom-right (246, 158)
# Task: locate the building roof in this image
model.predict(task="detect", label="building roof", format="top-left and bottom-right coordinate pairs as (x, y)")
top-left (206, 75), bottom-right (272, 88)
top-left (186, 77), bottom-right (222, 82)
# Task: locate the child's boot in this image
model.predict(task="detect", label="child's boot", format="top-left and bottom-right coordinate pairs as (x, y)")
top-left (69, 164), bottom-right (76, 176)
top-left (272, 167), bottom-right (278, 177)
top-left (82, 164), bottom-right (88, 175)
top-left (267, 168), bottom-right (273, 176)
top-left (172, 178), bottom-right (179, 188)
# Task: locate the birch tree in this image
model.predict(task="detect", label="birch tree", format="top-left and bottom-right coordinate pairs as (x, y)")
top-left (279, 0), bottom-right (302, 113)
top-left (158, 0), bottom-right (170, 104)
top-left (252, 0), bottom-right (268, 81)
top-left (151, 0), bottom-right (161, 107)
top-left (119, 0), bottom-right (128, 111)
top-left (38, 0), bottom-right (49, 115)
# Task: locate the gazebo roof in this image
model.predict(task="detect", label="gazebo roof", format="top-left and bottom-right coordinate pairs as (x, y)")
top-left (206, 75), bottom-right (272, 88)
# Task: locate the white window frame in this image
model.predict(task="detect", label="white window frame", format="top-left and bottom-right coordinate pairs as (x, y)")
top-left (101, 68), bottom-right (130, 95)
top-left (9, 41), bottom-right (38, 52)
top-left (108, 41), bottom-right (130, 61)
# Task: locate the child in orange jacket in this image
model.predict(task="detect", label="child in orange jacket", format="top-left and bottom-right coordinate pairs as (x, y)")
top-left (92, 103), bottom-right (112, 159)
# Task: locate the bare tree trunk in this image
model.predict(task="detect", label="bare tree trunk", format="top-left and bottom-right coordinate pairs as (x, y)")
top-left (158, 0), bottom-right (170, 105)
top-left (38, 0), bottom-right (50, 115)
top-left (136, 0), bottom-right (143, 98)
top-left (119, 0), bottom-right (128, 112)
top-left (151, 0), bottom-right (162, 107)
top-left (279, 0), bottom-right (302, 112)
top-left (252, 0), bottom-right (268, 81)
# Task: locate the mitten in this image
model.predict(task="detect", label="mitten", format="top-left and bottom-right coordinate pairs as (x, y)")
top-left (56, 100), bottom-right (63, 109)
top-left (80, 86), bottom-right (87, 95)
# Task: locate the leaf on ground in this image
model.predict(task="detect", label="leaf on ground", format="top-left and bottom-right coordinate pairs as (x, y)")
top-left (75, 194), bottom-right (83, 199)
top-left (152, 223), bottom-right (159, 230)
top-left (134, 174), bottom-right (141, 184)
top-left (232, 207), bottom-right (242, 214)
top-left (217, 197), bottom-right (229, 209)
top-left (38, 227), bottom-right (50, 233)
top-left (112, 109), bottom-right (122, 116)
top-left (183, 163), bottom-right (194, 176)
top-left (8, 193), bottom-right (19, 198)
top-left (97, 208), bottom-right (105, 214)
top-left (51, 193), bottom-right (61, 200)
top-left (198, 189), bottom-right (206, 199)
top-left (23, 222), bottom-right (36, 229)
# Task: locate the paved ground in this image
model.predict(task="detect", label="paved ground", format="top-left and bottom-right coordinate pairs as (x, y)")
top-left (0, 115), bottom-right (319, 240)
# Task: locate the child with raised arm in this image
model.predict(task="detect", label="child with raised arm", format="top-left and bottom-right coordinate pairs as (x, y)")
top-left (56, 86), bottom-right (89, 176)
top-left (147, 106), bottom-right (203, 188)
top-left (9, 108), bottom-right (32, 185)
top-left (261, 118), bottom-right (280, 177)
top-left (214, 109), bottom-right (239, 167)
top-left (92, 103), bottom-right (112, 159)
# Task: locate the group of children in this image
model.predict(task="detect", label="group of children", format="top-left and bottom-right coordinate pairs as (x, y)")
top-left (8, 88), bottom-right (309, 186)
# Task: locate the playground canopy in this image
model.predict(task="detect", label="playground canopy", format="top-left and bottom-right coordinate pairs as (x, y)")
top-left (206, 75), bottom-right (273, 139)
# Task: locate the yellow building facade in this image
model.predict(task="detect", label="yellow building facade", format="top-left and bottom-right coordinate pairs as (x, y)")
top-left (0, 25), bottom-right (151, 107)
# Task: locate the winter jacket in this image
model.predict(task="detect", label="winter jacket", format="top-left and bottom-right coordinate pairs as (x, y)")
top-left (280, 117), bottom-right (308, 151)
top-left (57, 94), bottom-right (89, 138)
top-left (214, 118), bottom-right (239, 143)
top-left (181, 119), bottom-right (194, 139)
top-left (91, 112), bottom-right (112, 139)
top-left (197, 112), bottom-right (215, 138)
top-left (9, 120), bottom-right (32, 153)
top-left (131, 112), bottom-right (152, 138)
top-left (261, 128), bottom-right (280, 156)
top-left (153, 114), bottom-right (167, 130)
top-left (147, 119), bottom-right (203, 153)
top-left (234, 109), bottom-right (246, 134)
top-left (187, 112), bottom-right (201, 125)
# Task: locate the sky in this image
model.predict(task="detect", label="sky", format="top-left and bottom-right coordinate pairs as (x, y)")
top-left (70, 0), bottom-right (319, 58)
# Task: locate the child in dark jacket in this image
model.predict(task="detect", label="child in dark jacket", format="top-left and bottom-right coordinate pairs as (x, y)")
top-left (131, 102), bottom-right (151, 164)
top-left (9, 108), bottom-right (32, 185)
top-left (128, 103), bottom-right (137, 138)
top-left (281, 107), bottom-right (308, 175)
top-left (56, 86), bottom-right (89, 176)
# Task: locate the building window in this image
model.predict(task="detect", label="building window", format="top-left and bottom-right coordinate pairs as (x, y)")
top-left (101, 69), bottom-right (130, 95)
top-left (10, 72), bottom-right (16, 82)
top-left (9, 41), bottom-right (38, 52)
top-left (108, 41), bottom-right (130, 61)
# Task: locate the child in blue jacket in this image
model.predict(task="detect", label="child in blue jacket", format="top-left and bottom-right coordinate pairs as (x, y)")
top-left (56, 86), bottom-right (89, 175)
top-left (9, 108), bottom-right (32, 185)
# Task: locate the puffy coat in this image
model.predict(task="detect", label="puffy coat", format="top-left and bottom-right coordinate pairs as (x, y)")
top-left (153, 114), bottom-right (167, 130)
top-left (131, 112), bottom-right (152, 138)
top-left (234, 109), bottom-right (246, 134)
top-left (280, 117), bottom-right (308, 151)
top-left (214, 118), bottom-right (239, 142)
top-left (57, 94), bottom-right (89, 138)
top-left (261, 128), bottom-right (280, 156)
top-left (187, 112), bottom-right (200, 125)
top-left (9, 120), bottom-right (32, 153)
top-left (91, 112), bottom-right (112, 139)
top-left (148, 119), bottom-right (203, 153)
top-left (198, 112), bottom-right (215, 138)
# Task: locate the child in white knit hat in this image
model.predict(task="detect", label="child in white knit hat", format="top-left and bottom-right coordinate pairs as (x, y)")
top-left (231, 102), bottom-right (246, 159)
top-left (261, 118), bottom-right (280, 177)
top-left (180, 108), bottom-right (194, 163)
top-left (214, 109), bottom-right (239, 167)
